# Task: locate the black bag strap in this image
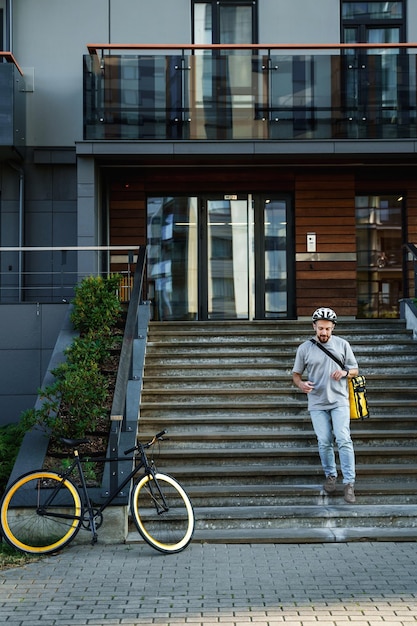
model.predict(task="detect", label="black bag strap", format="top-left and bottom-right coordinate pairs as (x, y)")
top-left (310, 338), bottom-right (347, 371)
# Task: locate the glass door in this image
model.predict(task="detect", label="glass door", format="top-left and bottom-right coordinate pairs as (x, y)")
top-left (147, 193), bottom-right (294, 321)
top-left (255, 195), bottom-right (294, 319)
top-left (200, 195), bottom-right (250, 319)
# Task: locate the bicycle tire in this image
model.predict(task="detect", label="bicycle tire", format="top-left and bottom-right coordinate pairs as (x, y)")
top-left (0, 470), bottom-right (83, 555)
top-left (131, 472), bottom-right (195, 554)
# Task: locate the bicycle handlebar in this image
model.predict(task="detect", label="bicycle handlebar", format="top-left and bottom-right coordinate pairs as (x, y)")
top-left (124, 429), bottom-right (167, 455)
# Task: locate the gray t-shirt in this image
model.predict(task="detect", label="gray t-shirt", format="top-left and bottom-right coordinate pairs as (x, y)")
top-left (292, 335), bottom-right (358, 411)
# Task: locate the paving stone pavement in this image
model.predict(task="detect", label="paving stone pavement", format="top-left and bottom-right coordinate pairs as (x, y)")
top-left (0, 541), bottom-right (417, 626)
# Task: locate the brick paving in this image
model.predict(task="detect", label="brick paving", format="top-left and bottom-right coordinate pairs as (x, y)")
top-left (0, 541), bottom-right (416, 625)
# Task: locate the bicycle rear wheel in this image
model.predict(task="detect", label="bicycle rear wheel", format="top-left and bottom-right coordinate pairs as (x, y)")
top-left (0, 470), bottom-right (83, 555)
top-left (131, 472), bottom-right (194, 553)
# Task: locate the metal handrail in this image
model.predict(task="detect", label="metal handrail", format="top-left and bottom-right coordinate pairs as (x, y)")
top-left (0, 245), bottom-right (139, 251)
top-left (110, 246), bottom-right (146, 423)
top-left (87, 42), bottom-right (417, 55)
top-left (0, 51), bottom-right (23, 75)
top-left (108, 246), bottom-right (147, 496)
top-left (0, 245), bottom-right (141, 303)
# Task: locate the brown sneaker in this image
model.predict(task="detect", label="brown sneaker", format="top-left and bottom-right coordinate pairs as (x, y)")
top-left (344, 483), bottom-right (356, 504)
top-left (323, 475), bottom-right (337, 494)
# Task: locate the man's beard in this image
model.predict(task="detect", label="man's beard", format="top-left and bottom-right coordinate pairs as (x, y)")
top-left (318, 335), bottom-right (330, 343)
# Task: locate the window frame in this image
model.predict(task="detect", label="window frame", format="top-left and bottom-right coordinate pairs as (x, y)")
top-left (192, 0), bottom-right (258, 46)
top-left (340, 1), bottom-right (406, 43)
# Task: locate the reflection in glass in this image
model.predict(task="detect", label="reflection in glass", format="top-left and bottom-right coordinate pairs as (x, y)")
top-left (264, 199), bottom-right (288, 317)
top-left (355, 195), bottom-right (403, 318)
top-left (84, 47), bottom-right (417, 141)
top-left (207, 199), bottom-right (248, 319)
top-left (342, 2), bottom-right (402, 20)
top-left (147, 197), bottom-right (198, 320)
top-left (147, 194), bottom-right (291, 321)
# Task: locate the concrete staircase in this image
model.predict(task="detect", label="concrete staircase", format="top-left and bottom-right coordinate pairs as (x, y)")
top-left (134, 319), bottom-right (417, 543)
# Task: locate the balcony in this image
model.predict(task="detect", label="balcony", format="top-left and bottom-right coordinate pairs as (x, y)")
top-left (0, 53), bottom-right (25, 150)
top-left (84, 43), bottom-right (417, 142)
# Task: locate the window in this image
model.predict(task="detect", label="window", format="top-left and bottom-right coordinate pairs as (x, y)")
top-left (341, 1), bottom-right (405, 43)
top-left (342, 2), bottom-right (403, 21)
top-left (341, 1), bottom-right (406, 138)
top-left (192, 1), bottom-right (258, 45)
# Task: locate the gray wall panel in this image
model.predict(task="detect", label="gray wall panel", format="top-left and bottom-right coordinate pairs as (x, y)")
top-left (0, 396), bottom-right (38, 425)
top-left (1, 349), bottom-right (41, 393)
top-left (0, 303), bottom-right (68, 424)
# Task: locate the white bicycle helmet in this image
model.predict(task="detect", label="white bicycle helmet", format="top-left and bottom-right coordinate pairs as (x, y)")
top-left (312, 307), bottom-right (337, 323)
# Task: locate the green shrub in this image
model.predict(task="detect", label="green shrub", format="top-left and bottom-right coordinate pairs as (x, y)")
top-left (20, 275), bottom-right (123, 440)
top-left (70, 275), bottom-right (122, 335)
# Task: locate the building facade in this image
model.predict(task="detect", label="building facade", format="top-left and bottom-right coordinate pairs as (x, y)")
top-left (1, 0), bottom-right (417, 418)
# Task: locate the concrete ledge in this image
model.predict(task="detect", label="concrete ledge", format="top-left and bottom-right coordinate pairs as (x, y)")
top-left (73, 506), bottom-right (129, 545)
top-left (187, 527), bottom-right (417, 544)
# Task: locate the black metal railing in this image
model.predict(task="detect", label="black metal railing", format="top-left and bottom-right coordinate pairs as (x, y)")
top-left (0, 245), bottom-right (139, 303)
top-left (107, 246), bottom-right (148, 497)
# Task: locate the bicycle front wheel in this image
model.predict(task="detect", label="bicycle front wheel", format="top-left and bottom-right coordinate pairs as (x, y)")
top-left (1, 470), bottom-right (83, 555)
top-left (131, 472), bottom-right (195, 554)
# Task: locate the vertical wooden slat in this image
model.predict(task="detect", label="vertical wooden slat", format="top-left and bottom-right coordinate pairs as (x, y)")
top-left (295, 172), bottom-right (357, 317)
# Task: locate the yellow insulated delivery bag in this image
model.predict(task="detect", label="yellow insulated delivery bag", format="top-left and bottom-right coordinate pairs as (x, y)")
top-left (348, 375), bottom-right (369, 420)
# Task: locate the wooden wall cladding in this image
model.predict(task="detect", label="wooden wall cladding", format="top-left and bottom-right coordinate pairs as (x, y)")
top-left (295, 172), bottom-right (357, 317)
top-left (109, 182), bottom-right (146, 247)
top-left (109, 181), bottom-right (146, 273)
top-left (107, 167), bottom-right (417, 314)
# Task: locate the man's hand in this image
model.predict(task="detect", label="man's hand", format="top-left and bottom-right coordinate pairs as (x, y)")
top-left (331, 369), bottom-right (347, 381)
top-left (293, 373), bottom-right (314, 394)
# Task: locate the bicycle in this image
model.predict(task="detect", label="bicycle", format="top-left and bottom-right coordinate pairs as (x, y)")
top-left (0, 430), bottom-right (195, 556)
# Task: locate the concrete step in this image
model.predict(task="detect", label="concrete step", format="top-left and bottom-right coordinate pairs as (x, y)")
top-left (127, 503), bottom-right (417, 544)
top-left (191, 526), bottom-right (417, 543)
top-left (151, 446), bottom-right (417, 468)
top-left (190, 503), bottom-right (417, 529)
top-left (143, 353), bottom-right (417, 368)
top-left (127, 525), bottom-right (417, 544)
top-left (154, 463), bottom-right (417, 485)
top-left (147, 337), bottom-right (416, 358)
top-left (140, 404), bottom-right (416, 418)
top-left (137, 415), bottom-right (417, 433)
top-left (142, 380), bottom-right (417, 403)
top-left (137, 429), bottom-right (417, 448)
top-left (148, 319), bottom-right (408, 333)
top-left (142, 374), bottom-right (417, 390)
top-left (139, 398), bottom-right (417, 418)
top-left (175, 482), bottom-right (417, 506)
top-left (144, 355), bottom-right (417, 376)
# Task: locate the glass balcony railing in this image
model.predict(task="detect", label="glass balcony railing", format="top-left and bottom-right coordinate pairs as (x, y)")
top-left (0, 54), bottom-right (25, 147)
top-left (84, 43), bottom-right (417, 142)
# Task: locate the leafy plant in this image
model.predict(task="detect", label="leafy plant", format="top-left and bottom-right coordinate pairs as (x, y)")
top-left (20, 275), bottom-right (123, 440)
top-left (70, 275), bottom-right (122, 336)
top-left (59, 456), bottom-right (97, 484)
